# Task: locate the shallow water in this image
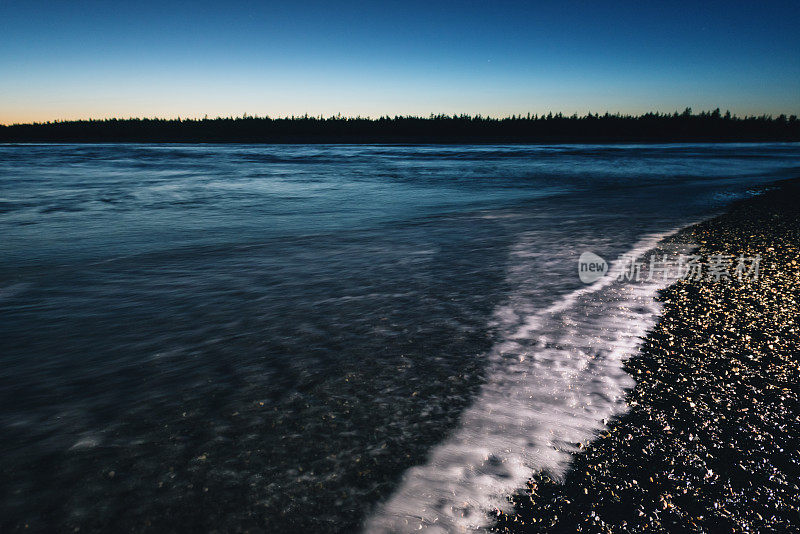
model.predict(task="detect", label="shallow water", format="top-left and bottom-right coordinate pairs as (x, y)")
top-left (1, 143), bottom-right (799, 532)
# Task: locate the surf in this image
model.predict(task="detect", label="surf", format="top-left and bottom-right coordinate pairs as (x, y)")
top-left (364, 229), bottom-right (695, 533)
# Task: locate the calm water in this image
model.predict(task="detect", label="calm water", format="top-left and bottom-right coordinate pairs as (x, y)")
top-left (1, 143), bottom-right (799, 533)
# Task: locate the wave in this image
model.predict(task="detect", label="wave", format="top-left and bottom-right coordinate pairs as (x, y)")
top-left (364, 228), bottom-right (695, 533)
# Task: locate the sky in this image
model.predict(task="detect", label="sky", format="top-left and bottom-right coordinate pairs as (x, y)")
top-left (1, 0), bottom-right (799, 124)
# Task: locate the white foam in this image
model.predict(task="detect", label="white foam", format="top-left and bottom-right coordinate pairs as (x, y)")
top-left (69, 432), bottom-right (103, 450)
top-left (364, 229), bottom-right (692, 533)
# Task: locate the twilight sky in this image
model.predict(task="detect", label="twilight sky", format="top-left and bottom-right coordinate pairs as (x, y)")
top-left (1, 0), bottom-right (798, 124)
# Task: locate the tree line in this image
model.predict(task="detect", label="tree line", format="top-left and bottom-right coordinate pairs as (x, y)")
top-left (1, 109), bottom-right (797, 143)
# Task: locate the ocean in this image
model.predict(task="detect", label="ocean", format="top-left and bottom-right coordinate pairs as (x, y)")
top-left (1, 143), bottom-right (799, 532)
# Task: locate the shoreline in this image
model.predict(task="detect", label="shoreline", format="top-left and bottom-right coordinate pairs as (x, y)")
top-left (493, 178), bottom-right (800, 532)
top-left (365, 229), bottom-right (692, 533)
top-left (1, 113), bottom-right (797, 145)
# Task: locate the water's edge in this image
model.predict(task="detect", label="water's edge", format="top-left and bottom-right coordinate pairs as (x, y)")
top-left (365, 227), bottom-right (700, 533)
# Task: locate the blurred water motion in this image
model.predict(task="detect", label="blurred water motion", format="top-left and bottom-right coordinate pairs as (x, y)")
top-left (1, 143), bottom-right (799, 532)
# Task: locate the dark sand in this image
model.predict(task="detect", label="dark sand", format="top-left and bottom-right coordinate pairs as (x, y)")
top-left (494, 179), bottom-right (800, 533)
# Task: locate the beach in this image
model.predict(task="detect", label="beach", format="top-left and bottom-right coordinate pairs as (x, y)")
top-left (2, 144), bottom-right (799, 532)
top-left (494, 178), bottom-right (800, 533)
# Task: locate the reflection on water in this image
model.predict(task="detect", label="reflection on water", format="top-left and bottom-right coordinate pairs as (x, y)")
top-left (1, 143), bottom-right (798, 532)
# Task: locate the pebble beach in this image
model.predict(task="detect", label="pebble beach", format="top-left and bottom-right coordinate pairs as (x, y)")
top-left (494, 178), bottom-right (800, 533)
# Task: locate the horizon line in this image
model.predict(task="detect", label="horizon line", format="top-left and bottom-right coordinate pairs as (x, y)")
top-left (4, 108), bottom-right (800, 127)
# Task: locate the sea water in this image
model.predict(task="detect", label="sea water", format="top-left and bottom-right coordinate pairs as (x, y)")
top-left (1, 143), bottom-right (799, 532)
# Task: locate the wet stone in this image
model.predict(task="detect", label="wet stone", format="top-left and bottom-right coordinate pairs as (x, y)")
top-left (493, 178), bottom-right (800, 533)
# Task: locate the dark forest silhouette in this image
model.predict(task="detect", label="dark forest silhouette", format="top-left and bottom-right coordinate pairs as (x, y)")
top-left (1, 109), bottom-right (798, 143)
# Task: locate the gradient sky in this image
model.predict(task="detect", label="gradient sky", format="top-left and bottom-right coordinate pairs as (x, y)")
top-left (1, 0), bottom-right (799, 124)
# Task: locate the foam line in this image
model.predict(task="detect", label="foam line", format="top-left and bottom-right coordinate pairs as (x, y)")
top-left (365, 228), bottom-right (692, 533)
